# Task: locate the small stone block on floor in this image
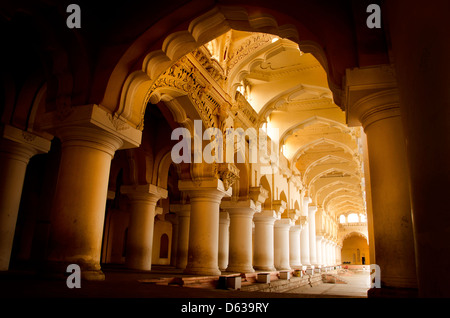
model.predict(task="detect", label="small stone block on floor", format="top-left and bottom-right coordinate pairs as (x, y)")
top-left (226, 276), bottom-right (241, 290)
top-left (279, 271), bottom-right (290, 280)
top-left (257, 273), bottom-right (270, 283)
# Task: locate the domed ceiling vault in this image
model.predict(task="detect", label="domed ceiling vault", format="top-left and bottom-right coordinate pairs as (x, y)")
top-left (203, 30), bottom-right (366, 222)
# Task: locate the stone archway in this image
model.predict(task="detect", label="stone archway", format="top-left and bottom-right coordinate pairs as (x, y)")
top-left (114, 5), bottom-right (332, 135)
top-left (341, 232), bottom-right (370, 265)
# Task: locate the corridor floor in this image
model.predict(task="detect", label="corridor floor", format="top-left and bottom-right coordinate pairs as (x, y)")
top-left (284, 268), bottom-right (370, 297)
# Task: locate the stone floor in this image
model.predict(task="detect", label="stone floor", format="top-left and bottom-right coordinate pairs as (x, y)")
top-left (3, 265), bottom-right (432, 316)
top-left (283, 268), bottom-right (370, 297)
top-left (0, 265), bottom-right (370, 298)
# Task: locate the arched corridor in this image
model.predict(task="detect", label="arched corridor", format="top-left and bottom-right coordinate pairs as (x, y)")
top-left (1, 0), bottom-right (450, 300)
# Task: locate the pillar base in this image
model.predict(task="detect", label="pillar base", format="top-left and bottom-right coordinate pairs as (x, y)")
top-left (41, 261), bottom-right (106, 281)
top-left (226, 265), bottom-right (255, 273)
top-left (254, 266), bottom-right (276, 272)
top-left (368, 287), bottom-right (418, 298)
top-left (184, 266), bottom-right (221, 276)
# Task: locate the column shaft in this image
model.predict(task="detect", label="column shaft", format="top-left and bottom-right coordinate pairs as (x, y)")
top-left (363, 102), bottom-right (417, 289)
top-left (387, 1), bottom-right (450, 296)
top-left (300, 222), bottom-right (310, 266)
top-left (121, 184), bottom-right (167, 271)
top-left (308, 206), bottom-right (318, 266)
top-left (0, 139), bottom-right (37, 270)
top-left (274, 219), bottom-right (292, 270)
top-left (224, 203), bottom-right (256, 273)
top-left (46, 126), bottom-right (123, 280)
top-left (170, 204), bottom-right (191, 270)
top-left (218, 211), bottom-right (229, 271)
top-left (253, 210), bottom-right (277, 271)
top-left (316, 236), bottom-right (323, 267)
top-left (289, 225), bottom-right (302, 269)
top-left (179, 179), bottom-right (230, 276)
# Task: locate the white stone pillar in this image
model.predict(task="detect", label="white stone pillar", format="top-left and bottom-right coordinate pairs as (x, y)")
top-left (331, 242), bottom-right (336, 265)
top-left (274, 218), bottom-right (293, 270)
top-left (121, 184), bottom-right (167, 271)
top-left (179, 178), bottom-right (231, 276)
top-left (336, 244), bottom-right (341, 265)
top-left (346, 76), bottom-right (417, 290)
top-left (45, 126), bottom-right (136, 280)
top-left (41, 104), bottom-right (141, 280)
top-left (300, 216), bottom-right (310, 266)
top-left (289, 223), bottom-right (302, 269)
top-left (0, 125), bottom-right (51, 270)
top-left (321, 239), bottom-right (326, 266)
top-left (316, 235), bottom-right (324, 267)
top-left (170, 204), bottom-right (190, 269)
top-left (164, 213), bottom-right (178, 267)
top-left (253, 210), bottom-right (277, 271)
top-left (308, 205), bottom-right (318, 266)
top-left (218, 211), bottom-right (230, 271)
top-left (338, 245), bottom-right (342, 265)
top-left (222, 200), bottom-right (257, 273)
top-left (324, 240), bottom-right (328, 266)
top-left (327, 241), bottom-right (333, 266)
top-left (300, 197), bottom-right (311, 266)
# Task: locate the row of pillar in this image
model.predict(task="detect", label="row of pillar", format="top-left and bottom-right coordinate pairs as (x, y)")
top-left (169, 199), bottom-right (340, 276)
top-left (0, 120), bottom-right (340, 278)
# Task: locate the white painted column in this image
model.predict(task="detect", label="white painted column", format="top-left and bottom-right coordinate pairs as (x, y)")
top-left (289, 223), bottom-right (302, 269)
top-left (218, 211), bottom-right (230, 271)
top-left (274, 218), bottom-right (293, 270)
top-left (165, 213), bottom-right (178, 267)
top-left (327, 241), bottom-right (332, 266)
top-left (45, 126), bottom-right (127, 280)
top-left (324, 240), bottom-right (328, 266)
top-left (253, 210), bottom-right (277, 271)
top-left (170, 204), bottom-right (190, 269)
top-left (300, 215), bottom-right (310, 266)
top-left (331, 242), bottom-right (336, 265)
top-left (316, 236), bottom-right (323, 267)
top-left (308, 205), bottom-right (318, 266)
top-left (0, 125), bottom-right (51, 271)
top-left (321, 239), bottom-right (327, 266)
top-left (179, 178), bottom-right (231, 276)
top-left (222, 200), bottom-right (257, 273)
top-left (121, 184), bottom-right (167, 271)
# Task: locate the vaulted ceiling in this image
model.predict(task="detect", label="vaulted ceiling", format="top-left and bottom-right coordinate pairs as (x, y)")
top-left (205, 29), bottom-right (366, 219)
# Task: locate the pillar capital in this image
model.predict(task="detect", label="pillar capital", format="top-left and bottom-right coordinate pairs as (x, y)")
top-left (249, 186), bottom-right (269, 208)
top-left (352, 89), bottom-right (401, 129)
top-left (40, 104), bottom-right (142, 151)
top-left (298, 215), bottom-right (308, 227)
top-left (219, 210), bottom-right (230, 223)
top-left (343, 65), bottom-right (399, 128)
top-left (178, 178), bottom-right (231, 203)
top-left (308, 205), bottom-right (318, 215)
top-left (121, 184), bottom-right (168, 204)
top-left (221, 199), bottom-right (257, 217)
top-left (303, 196), bottom-right (312, 205)
top-left (0, 125), bottom-right (52, 271)
top-left (1, 124), bottom-right (51, 162)
top-left (274, 218), bottom-right (294, 228)
top-left (273, 199), bottom-right (287, 216)
top-left (170, 204), bottom-right (191, 217)
top-left (253, 209), bottom-right (279, 223)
